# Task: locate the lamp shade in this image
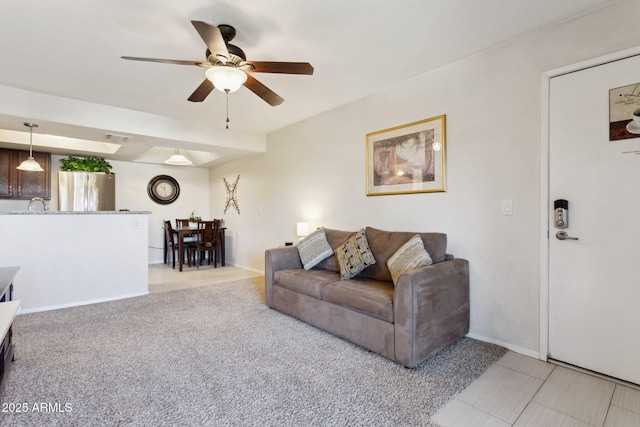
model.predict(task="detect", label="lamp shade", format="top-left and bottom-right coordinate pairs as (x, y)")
top-left (165, 149), bottom-right (192, 166)
top-left (205, 66), bottom-right (247, 93)
top-left (296, 222), bottom-right (309, 237)
top-left (17, 156), bottom-right (44, 171)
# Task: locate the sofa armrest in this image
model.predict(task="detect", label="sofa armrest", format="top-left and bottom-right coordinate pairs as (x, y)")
top-left (264, 246), bottom-right (303, 307)
top-left (393, 258), bottom-right (470, 368)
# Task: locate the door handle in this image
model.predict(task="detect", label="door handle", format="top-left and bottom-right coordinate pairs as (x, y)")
top-left (556, 231), bottom-right (579, 241)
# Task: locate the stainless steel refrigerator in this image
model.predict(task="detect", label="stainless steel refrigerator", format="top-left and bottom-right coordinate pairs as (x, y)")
top-left (58, 171), bottom-right (116, 211)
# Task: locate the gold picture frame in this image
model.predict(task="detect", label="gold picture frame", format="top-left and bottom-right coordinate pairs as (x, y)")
top-left (366, 115), bottom-right (446, 196)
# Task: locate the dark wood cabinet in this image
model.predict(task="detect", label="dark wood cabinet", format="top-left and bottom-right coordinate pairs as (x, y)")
top-left (0, 148), bottom-right (51, 199)
top-left (0, 151), bottom-right (12, 198)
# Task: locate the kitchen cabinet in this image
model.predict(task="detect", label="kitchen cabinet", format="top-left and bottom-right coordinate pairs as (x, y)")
top-left (0, 148), bottom-right (51, 199)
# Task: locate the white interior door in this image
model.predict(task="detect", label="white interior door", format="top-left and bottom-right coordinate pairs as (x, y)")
top-left (549, 54), bottom-right (640, 386)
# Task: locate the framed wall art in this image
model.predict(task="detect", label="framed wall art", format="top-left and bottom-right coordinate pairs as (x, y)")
top-left (366, 115), bottom-right (446, 196)
top-left (609, 82), bottom-right (640, 141)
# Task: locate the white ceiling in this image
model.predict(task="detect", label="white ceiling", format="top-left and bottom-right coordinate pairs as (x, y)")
top-left (0, 0), bottom-right (619, 167)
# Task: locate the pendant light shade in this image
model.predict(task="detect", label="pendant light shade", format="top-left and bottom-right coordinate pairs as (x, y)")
top-left (17, 123), bottom-right (44, 172)
top-left (205, 67), bottom-right (247, 93)
top-left (16, 157), bottom-right (44, 171)
top-left (165, 148), bottom-right (192, 166)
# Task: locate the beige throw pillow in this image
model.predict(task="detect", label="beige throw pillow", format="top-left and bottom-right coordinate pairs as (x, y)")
top-left (296, 227), bottom-right (333, 270)
top-left (387, 234), bottom-right (433, 285)
top-left (335, 229), bottom-right (376, 280)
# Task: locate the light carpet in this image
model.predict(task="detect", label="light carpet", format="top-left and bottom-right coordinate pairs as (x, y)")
top-left (0, 277), bottom-right (506, 426)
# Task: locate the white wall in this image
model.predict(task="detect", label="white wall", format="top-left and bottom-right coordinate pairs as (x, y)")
top-left (209, 0), bottom-right (640, 356)
top-left (108, 159), bottom-right (210, 264)
top-left (2, 213), bottom-right (149, 313)
top-left (0, 155), bottom-right (210, 264)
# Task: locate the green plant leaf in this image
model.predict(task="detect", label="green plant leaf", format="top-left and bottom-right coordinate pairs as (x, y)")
top-left (59, 156), bottom-right (114, 174)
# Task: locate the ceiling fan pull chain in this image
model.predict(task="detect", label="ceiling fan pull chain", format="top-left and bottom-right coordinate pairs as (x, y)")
top-left (225, 89), bottom-right (230, 129)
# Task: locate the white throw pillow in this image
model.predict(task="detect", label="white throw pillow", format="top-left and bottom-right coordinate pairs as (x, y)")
top-left (296, 227), bottom-right (333, 270)
top-left (387, 234), bottom-right (433, 285)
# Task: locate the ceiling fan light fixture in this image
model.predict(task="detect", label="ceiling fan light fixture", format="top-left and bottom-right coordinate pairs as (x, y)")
top-left (205, 66), bottom-right (247, 93)
top-left (165, 149), bottom-right (192, 166)
top-left (17, 123), bottom-right (44, 172)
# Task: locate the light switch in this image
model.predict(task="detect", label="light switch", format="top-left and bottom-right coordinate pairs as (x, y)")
top-left (502, 200), bottom-right (513, 215)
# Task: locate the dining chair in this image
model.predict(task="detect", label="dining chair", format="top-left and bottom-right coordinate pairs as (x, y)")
top-left (175, 219), bottom-right (197, 244)
top-left (175, 219), bottom-right (190, 227)
top-left (193, 219), bottom-right (220, 269)
top-left (164, 220), bottom-right (178, 268)
top-left (164, 220), bottom-right (195, 269)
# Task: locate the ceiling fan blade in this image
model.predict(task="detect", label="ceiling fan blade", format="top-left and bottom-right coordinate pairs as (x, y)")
top-left (248, 61), bottom-right (314, 75)
top-left (188, 79), bottom-right (214, 102)
top-left (191, 21), bottom-right (230, 62)
top-left (243, 74), bottom-right (284, 106)
top-left (121, 56), bottom-right (208, 66)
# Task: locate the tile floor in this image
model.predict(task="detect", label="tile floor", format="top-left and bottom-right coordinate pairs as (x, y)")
top-left (148, 262), bottom-right (263, 293)
top-left (432, 351), bottom-right (640, 427)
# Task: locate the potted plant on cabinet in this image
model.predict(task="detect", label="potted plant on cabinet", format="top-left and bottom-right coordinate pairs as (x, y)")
top-left (59, 156), bottom-right (114, 174)
top-left (58, 156), bottom-right (116, 211)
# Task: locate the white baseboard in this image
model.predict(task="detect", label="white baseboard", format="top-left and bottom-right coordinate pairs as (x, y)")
top-left (148, 260), bottom-right (265, 276)
top-left (18, 291), bottom-right (149, 314)
top-left (227, 262), bottom-right (264, 275)
top-left (466, 332), bottom-right (541, 360)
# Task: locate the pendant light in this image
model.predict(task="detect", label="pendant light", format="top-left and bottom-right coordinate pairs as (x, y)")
top-left (164, 148), bottom-right (192, 166)
top-left (17, 123), bottom-right (44, 172)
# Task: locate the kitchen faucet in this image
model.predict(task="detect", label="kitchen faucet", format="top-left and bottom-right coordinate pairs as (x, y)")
top-left (28, 197), bottom-right (49, 211)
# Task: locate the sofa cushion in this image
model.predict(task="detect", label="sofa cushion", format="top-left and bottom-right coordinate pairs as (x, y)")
top-left (334, 229), bottom-right (376, 280)
top-left (387, 234), bottom-right (433, 285)
top-left (314, 228), bottom-right (355, 272)
top-left (322, 279), bottom-right (394, 323)
top-left (361, 227), bottom-right (447, 282)
top-left (296, 227), bottom-right (333, 269)
top-left (274, 269), bottom-right (341, 299)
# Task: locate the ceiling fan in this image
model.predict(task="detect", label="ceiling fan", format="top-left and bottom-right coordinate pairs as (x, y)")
top-left (122, 21), bottom-right (314, 107)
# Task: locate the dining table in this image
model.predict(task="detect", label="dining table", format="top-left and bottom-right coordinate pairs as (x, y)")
top-left (172, 225), bottom-right (226, 272)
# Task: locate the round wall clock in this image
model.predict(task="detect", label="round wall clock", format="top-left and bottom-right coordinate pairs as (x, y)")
top-left (147, 175), bottom-right (180, 204)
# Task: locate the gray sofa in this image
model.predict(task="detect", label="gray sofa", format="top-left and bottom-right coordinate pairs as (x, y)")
top-left (264, 227), bottom-right (470, 368)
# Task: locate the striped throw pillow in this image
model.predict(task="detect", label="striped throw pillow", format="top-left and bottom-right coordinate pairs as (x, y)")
top-left (297, 227), bottom-right (333, 270)
top-left (387, 234), bottom-right (433, 285)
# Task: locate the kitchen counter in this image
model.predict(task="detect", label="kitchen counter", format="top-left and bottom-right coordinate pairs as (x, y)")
top-left (0, 212), bottom-right (149, 312)
top-left (0, 210), bottom-right (150, 215)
